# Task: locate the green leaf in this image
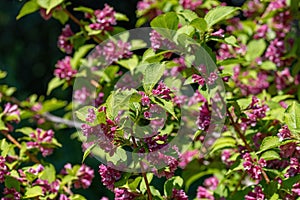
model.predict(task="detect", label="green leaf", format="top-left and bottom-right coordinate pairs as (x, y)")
top-left (0, 117), bottom-right (8, 131)
top-left (190, 18), bottom-right (208, 32)
top-left (140, 173), bottom-right (153, 193)
top-left (150, 12), bottom-right (179, 38)
top-left (16, 0), bottom-right (39, 20)
top-left (260, 150), bottom-right (280, 161)
top-left (37, 0), bottom-right (64, 14)
top-left (39, 164), bottom-right (56, 183)
top-left (106, 89), bottom-right (136, 119)
top-left (69, 194), bottom-right (87, 200)
top-left (142, 63), bottom-right (165, 93)
top-left (16, 127), bottom-right (34, 136)
top-left (245, 39), bottom-right (266, 61)
top-left (117, 55), bottom-right (139, 72)
top-left (258, 136), bottom-right (281, 153)
top-left (61, 175), bottom-right (77, 186)
top-left (47, 77), bottom-right (65, 95)
top-left (73, 6), bottom-right (93, 14)
top-left (0, 70), bottom-right (7, 79)
top-left (185, 170), bottom-right (216, 191)
top-left (260, 61), bottom-right (276, 70)
top-left (1, 139), bottom-right (11, 157)
top-left (210, 136), bottom-right (236, 154)
top-left (82, 143), bottom-right (96, 163)
top-left (178, 10), bottom-right (198, 22)
top-left (114, 172), bottom-right (131, 187)
top-left (75, 106), bottom-right (106, 126)
top-left (150, 97), bottom-right (178, 120)
top-left (42, 98), bottom-right (67, 112)
top-left (164, 176), bottom-right (183, 197)
top-left (284, 102), bottom-right (300, 138)
top-left (270, 193), bottom-right (280, 200)
top-left (71, 44), bottom-right (95, 69)
top-left (5, 176), bottom-right (20, 192)
top-left (24, 186), bottom-right (43, 198)
top-left (130, 39), bottom-right (147, 50)
top-left (150, 186), bottom-right (161, 197)
top-left (204, 6), bottom-right (239, 28)
top-left (115, 13), bottom-right (129, 21)
top-left (224, 35), bottom-right (238, 47)
top-left (52, 9), bottom-right (69, 24)
top-left (128, 177), bottom-right (142, 191)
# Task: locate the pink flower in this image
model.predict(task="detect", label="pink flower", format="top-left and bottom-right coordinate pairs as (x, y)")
top-left (54, 56), bottom-right (77, 81)
top-left (197, 186), bottom-right (214, 200)
top-left (0, 156), bottom-right (9, 183)
top-left (245, 186), bottom-right (265, 200)
top-left (277, 125), bottom-right (291, 141)
top-left (57, 24), bottom-right (74, 54)
top-left (242, 153), bottom-right (266, 180)
top-left (204, 176), bottom-right (219, 190)
top-left (152, 81), bottom-right (171, 100)
top-left (103, 40), bottom-right (132, 64)
top-left (26, 129), bottom-right (55, 157)
top-left (171, 188), bottom-right (188, 200)
top-left (89, 4), bottom-right (116, 31)
top-left (179, 150), bottom-right (198, 168)
top-left (74, 87), bottom-right (91, 104)
top-left (2, 187), bottom-right (21, 200)
top-left (197, 102), bottom-right (211, 131)
top-left (3, 103), bottom-right (20, 123)
top-left (74, 164), bottom-right (94, 189)
top-left (114, 188), bottom-right (137, 200)
top-left (99, 162), bottom-right (121, 190)
top-left (179, 0), bottom-right (202, 10)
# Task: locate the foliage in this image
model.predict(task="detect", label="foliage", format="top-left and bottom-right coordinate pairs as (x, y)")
top-left (0, 0), bottom-right (300, 199)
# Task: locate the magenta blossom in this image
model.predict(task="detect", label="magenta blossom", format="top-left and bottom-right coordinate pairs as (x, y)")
top-left (54, 56), bottom-right (77, 81)
top-left (89, 4), bottom-right (116, 31)
top-left (26, 129), bottom-right (55, 157)
top-left (57, 24), bottom-right (74, 54)
top-left (99, 162), bottom-right (121, 190)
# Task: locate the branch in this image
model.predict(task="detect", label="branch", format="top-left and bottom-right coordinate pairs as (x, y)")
top-left (42, 112), bottom-right (82, 129)
top-left (131, 136), bottom-right (153, 200)
top-left (63, 8), bottom-right (103, 44)
top-left (1, 131), bottom-right (40, 164)
top-left (226, 109), bottom-right (252, 152)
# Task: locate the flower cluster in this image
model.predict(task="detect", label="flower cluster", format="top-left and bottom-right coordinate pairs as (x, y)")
top-left (99, 162), bottom-right (121, 190)
top-left (245, 186), bottom-right (265, 200)
top-left (179, 0), bottom-right (202, 11)
top-left (54, 56), bottom-right (77, 81)
top-left (240, 96), bottom-right (269, 131)
top-left (61, 163), bottom-right (94, 189)
top-left (0, 156), bottom-right (9, 183)
top-left (243, 153), bottom-right (266, 180)
top-left (27, 128), bottom-right (55, 157)
top-left (57, 24), bottom-right (74, 54)
top-left (171, 188), bottom-right (188, 200)
top-left (89, 4), bottom-right (116, 31)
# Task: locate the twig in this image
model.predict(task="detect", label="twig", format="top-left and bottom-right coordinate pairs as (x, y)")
top-left (226, 108), bottom-right (270, 184)
top-left (1, 131), bottom-right (41, 164)
top-left (226, 109), bottom-right (252, 152)
top-left (1, 130), bottom-right (74, 195)
top-left (63, 8), bottom-right (103, 44)
top-left (131, 136), bottom-right (153, 200)
top-left (231, 171), bottom-right (246, 197)
top-left (42, 112), bottom-right (82, 129)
